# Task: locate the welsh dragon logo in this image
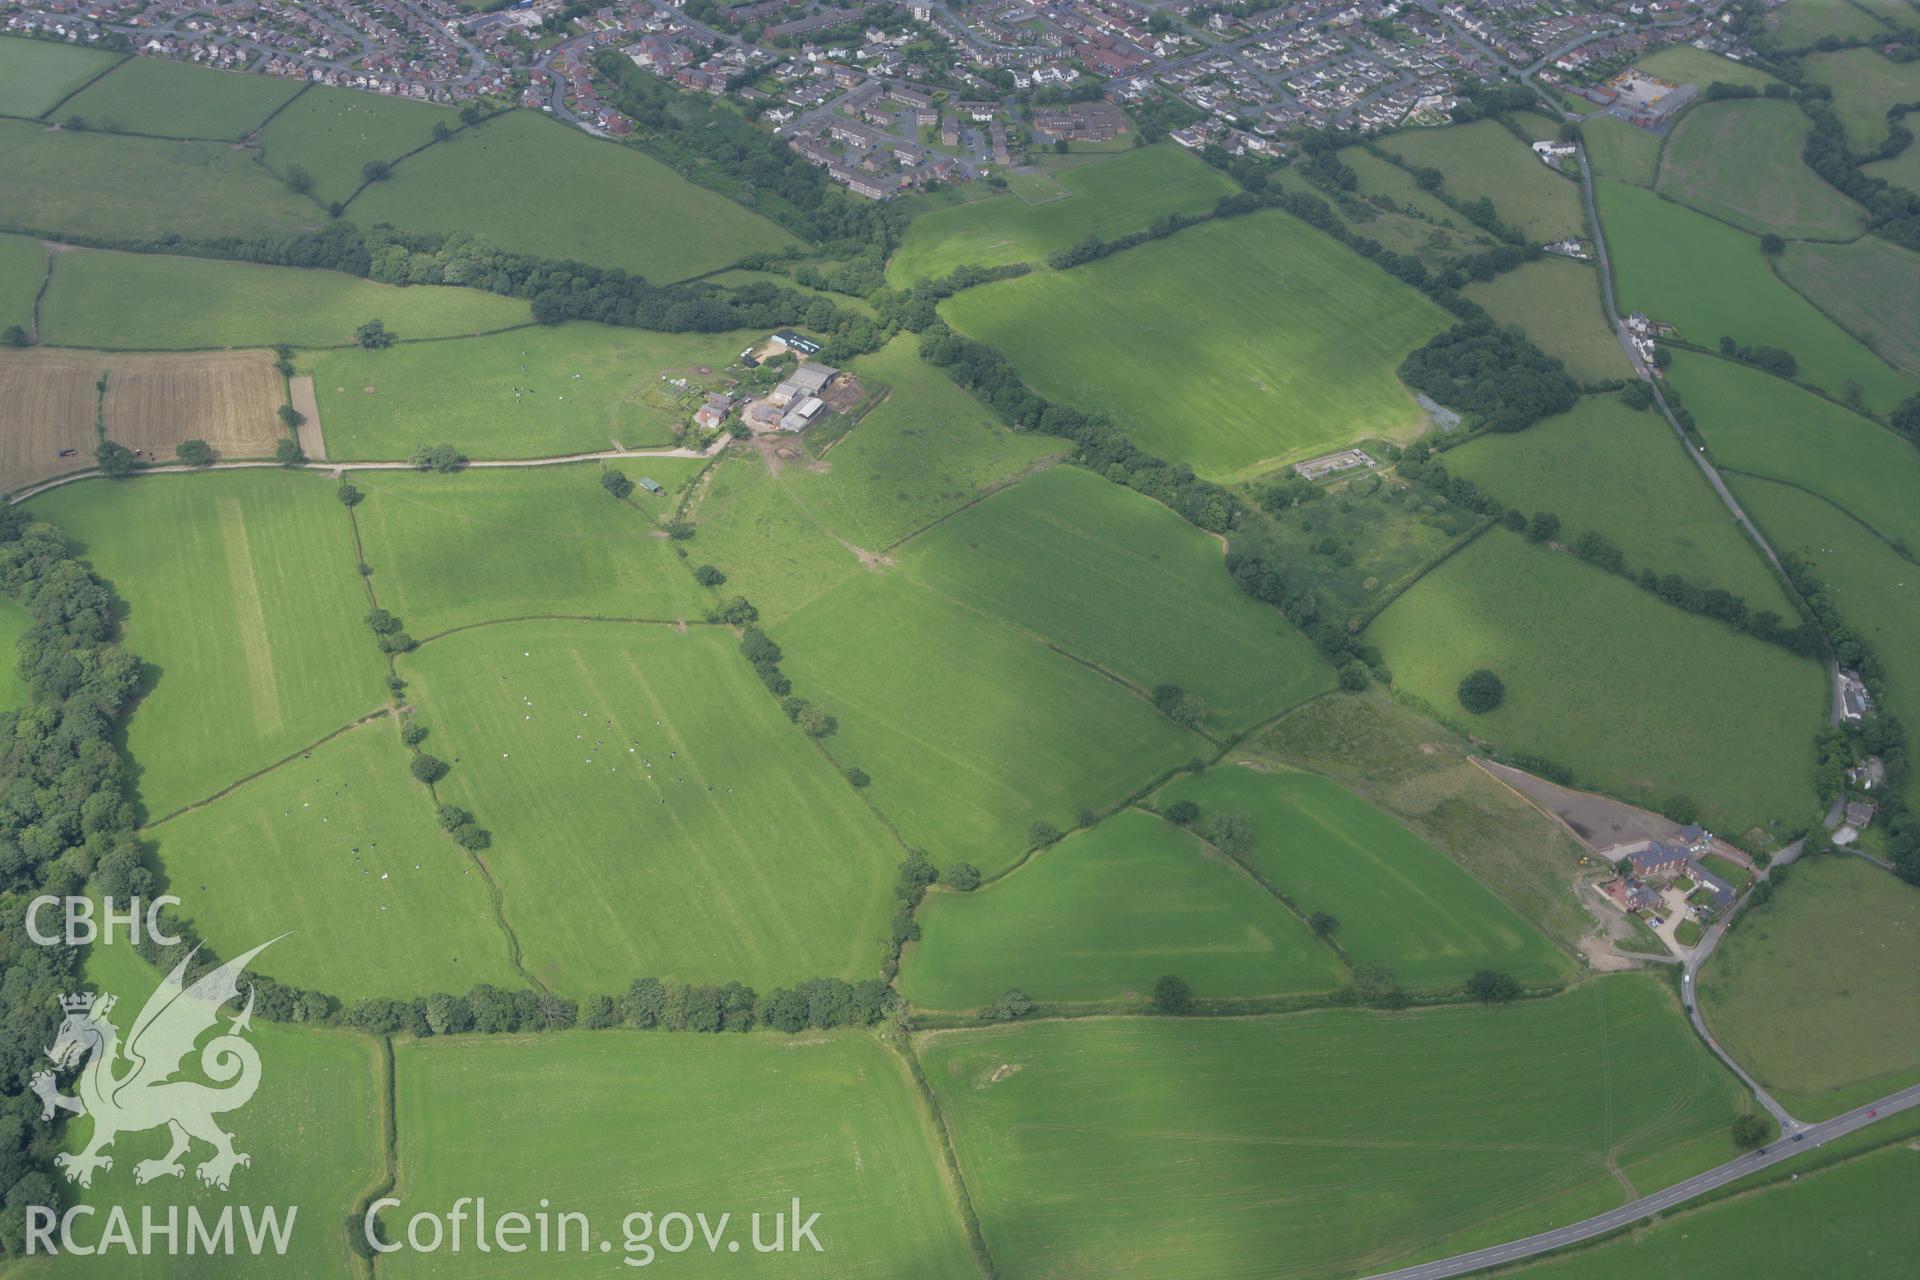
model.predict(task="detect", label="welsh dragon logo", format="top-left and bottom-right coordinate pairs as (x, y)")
top-left (31, 938), bottom-right (280, 1191)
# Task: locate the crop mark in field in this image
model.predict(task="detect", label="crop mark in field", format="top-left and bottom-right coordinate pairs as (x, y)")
top-left (216, 495), bottom-right (284, 737)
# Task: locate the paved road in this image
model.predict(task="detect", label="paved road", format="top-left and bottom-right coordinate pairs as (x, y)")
top-left (1357, 1083), bottom-right (1920, 1280)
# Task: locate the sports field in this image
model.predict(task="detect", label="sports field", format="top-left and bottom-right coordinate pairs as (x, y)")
top-left (385, 1032), bottom-right (977, 1278)
top-left (0, 348), bottom-right (101, 494)
top-left (348, 110), bottom-right (798, 283)
top-left (0, 35), bottom-right (121, 118)
top-left (0, 117), bottom-right (320, 242)
top-left (146, 718), bottom-right (520, 999)
top-left (1657, 100), bottom-right (1864, 241)
top-left (940, 211), bottom-right (1449, 481)
top-left (305, 323), bottom-right (748, 459)
top-left (1666, 349), bottom-right (1920, 553)
top-left (1775, 235), bottom-right (1920, 378)
top-left (779, 572), bottom-right (1210, 874)
top-left (1580, 116), bottom-right (1661, 187)
top-left (921, 975), bottom-right (1749, 1280)
top-left (0, 232), bottom-right (47, 335)
top-left (1597, 179), bottom-right (1915, 412)
top-left (774, 335), bottom-right (1066, 552)
top-left (255, 86), bottom-right (460, 204)
top-left (38, 247), bottom-right (529, 350)
top-left (1442, 392), bottom-right (1796, 611)
top-left (60, 55), bottom-right (302, 140)
top-left (1156, 766), bottom-right (1571, 988)
top-left (397, 620), bottom-right (902, 993)
top-left (1462, 257), bottom-right (1631, 384)
top-left (349, 461), bottom-right (711, 638)
top-left (1366, 530), bottom-right (1826, 836)
top-left (1804, 47), bottom-right (1920, 152)
top-left (682, 453), bottom-right (864, 623)
top-left (28, 471), bottom-right (390, 818)
top-left (1698, 857), bottom-right (1920, 1120)
top-left (899, 809), bottom-right (1343, 1009)
top-left (888, 144), bottom-right (1237, 285)
top-left (100, 349), bottom-right (287, 458)
top-left (1380, 120), bottom-right (1584, 241)
top-left (51, 942), bottom-right (385, 1280)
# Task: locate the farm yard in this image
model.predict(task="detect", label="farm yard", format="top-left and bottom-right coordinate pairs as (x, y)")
top-left (1656, 100), bottom-right (1864, 241)
top-left (1365, 529), bottom-right (1826, 837)
top-left (921, 976), bottom-right (1749, 1280)
top-left (98, 349), bottom-right (287, 459)
top-left (1773, 236), bottom-right (1920, 378)
top-left (939, 210), bottom-right (1449, 481)
top-left (58, 54), bottom-right (303, 140)
top-left (254, 86), bottom-right (461, 204)
top-left (37, 247), bottom-right (530, 350)
top-left (0, 34), bottom-right (122, 118)
top-left (0, 348), bottom-right (103, 493)
top-left (1463, 257), bottom-right (1632, 384)
top-left (1378, 119), bottom-right (1585, 241)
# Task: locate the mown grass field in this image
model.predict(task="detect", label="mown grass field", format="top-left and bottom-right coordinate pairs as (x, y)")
top-left (255, 86), bottom-right (460, 204)
top-left (1698, 857), bottom-right (1920, 1120)
top-left (897, 466), bottom-right (1331, 733)
top-left (1463, 256), bottom-right (1631, 384)
top-left (0, 35), bottom-right (121, 118)
top-left (61, 56), bottom-right (302, 139)
top-left (0, 117), bottom-right (321, 242)
top-left (1598, 179), bottom-right (1914, 412)
top-left (385, 1032), bottom-right (977, 1279)
top-left (1634, 45), bottom-right (1780, 91)
top-left (1771, 0), bottom-right (1895, 45)
top-left (349, 110), bottom-right (797, 282)
top-left (1379, 120), bottom-right (1584, 241)
top-left (1156, 766), bottom-right (1571, 988)
top-left (350, 461), bottom-right (710, 639)
top-left (1774, 235), bottom-right (1920, 378)
top-left (1804, 47), bottom-right (1920, 152)
top-left (397, 620), bottom-right (902, 993)
top-left (1731, 475), bottom-right (1920, 810)
top-left (899, 809), bottom-right (1342, 1009)
top-left (1656, 100), bottom-right (1864, 241)
top-left (920, 975), bottom-right (1749, 1280)
top-left (779, 572), bottom-right (1210, 874)
top-left (886, 143), bottom-right (1237, 284)
top-left (1443, 392), bottom-right (1796, 611)
top-left (775, 335), bottom-right (1066, 552)
top-left (940, 211), bottom-right (1448, 481)
top-left (304, 323), bottom-right (749, 459)
top-left (147, 718), bottom-right (519, 999)
top-left (29, 471), bottom-right (388, 818)
top-left (1510, 1142), bottom-right (1920, 1280)
top-left (43, 942), bottom-right (385, 1280)
top-left (0, 231), bottom-right (45, 335)
top-left (1580, 116), bottom-right (1662, 187)
top-left (684, 453), bottom-right (864, 623)
top-left (1365, 530), bottom-right (1826, 836)
top-left (1665, 349), bottom-right (1920, 553)
top-left (39, 246), bottom-right (528, 349)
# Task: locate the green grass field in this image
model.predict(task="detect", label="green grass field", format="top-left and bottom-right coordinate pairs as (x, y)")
top-left (1342, 145), bottom-right (1471, 226)
top-left (1580, 116), bottom-right (1662, 187)
top-left (1267, 163), bottom-right (1483, 262)
top-left (901, 809), bottom-right (1342, 1009)
top-left (0, 35), bottom-right (122, 118)
top-left (1656, 100), bottom-right (1864, 241)
top-left (0, 117), bottom-right (321, 242)
top-left (1774, 235), bottom-right (1920, 378)
top-left (0, 231), bottom-right (46, 335)
top-left (684, 453), bottom-right (865, 623)
top-left (146, 717), bottom-right (520, 999)
top-left (895, 466), bottom-right (1331, 733)
top-left (1804, 47), bottom-right (1920, 152)
top-left (385, 1032), bottom-right (976, 1278)
top-left (255, 86), bottom-right (460, 204)
top-left (1365, 530), bottom-right (1826, 836)
top-left (1771, 0), bottom-right (1895, 45)
top-left (1156, 766), bottom-right (1571, 988)
top-left (303, 323), bottom-right (749, 458)
top-left (29, 471), bottom-right (389, 819)
top-left (350, 461), bottom-right (710, 639)
top-left (61, 56), bottom-right (302, 140)
top-left (1634, 46), bottom-right (1780, 92)
top-left (778, 571), bottom-right (1210, 874)
top-left (1597, 179), bottom-right (1914, 412)
top-left (42, 942), bottom-right (385, 1280)
top-left (774, 335), bottom-right (1066, 552)
top-left (1698, 857), bottom-right (1920, 1120)
top-left (1380, 120), bottom-right (1585, 241)
top-left (348, 110), bottom-right (797, 283)
top-left (1864, 139), bottom-right (1920, 191)
top-left (920, 975), bottom-right (1749, 1280)
top-left (940, 211), bottom-right (1448, 481)
top-left (1463, 256), bottom-right (1632, 384)
top-left (886, 144), bottom-right (1237, 285)
top-left (396, 620), bottom-right (902, 993)
top-left (1442, 393), bottom-right (1795, 611)
top-left (1666, 349), bottom-right (1920, 553)
top-left (39, 247), bottom-right (526, 350)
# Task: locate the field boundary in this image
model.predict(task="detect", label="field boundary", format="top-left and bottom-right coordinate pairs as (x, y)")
top-left (33, 52), bottom-right (132, 122)
top-left (140, 706), bottom-right (392, 829)
top-left (27, 239), bottom-right (53, 344)
top-left (895, 1037), bottom-right (1000, 1279)
top-left (1717, 467), bottom-right (1920, 563)
top-left (876, 451), bottom-right (1068, 555)
top-left (242, 79), bottom-right (311, 142)
top-left (1763, 243), bottom-right (1920, 384)
top-left (346, 1033), bottom-right (395, 1280)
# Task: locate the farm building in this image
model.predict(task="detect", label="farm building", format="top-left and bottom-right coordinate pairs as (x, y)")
top-left (1840, 670), bottom-right (1873, 723)
top-left (772, 330), bottom-right (823, 356)
top-left (1604, 877), bottom-right (1659, 912)
top-left (637, 476), bottom-right (666, 496)
top-left (1616, 840), bottom-right (1690, 878)
top-left (787, 363), bottom-right (839, 396)
top-left (779, 396), bottom-right (826, 432)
